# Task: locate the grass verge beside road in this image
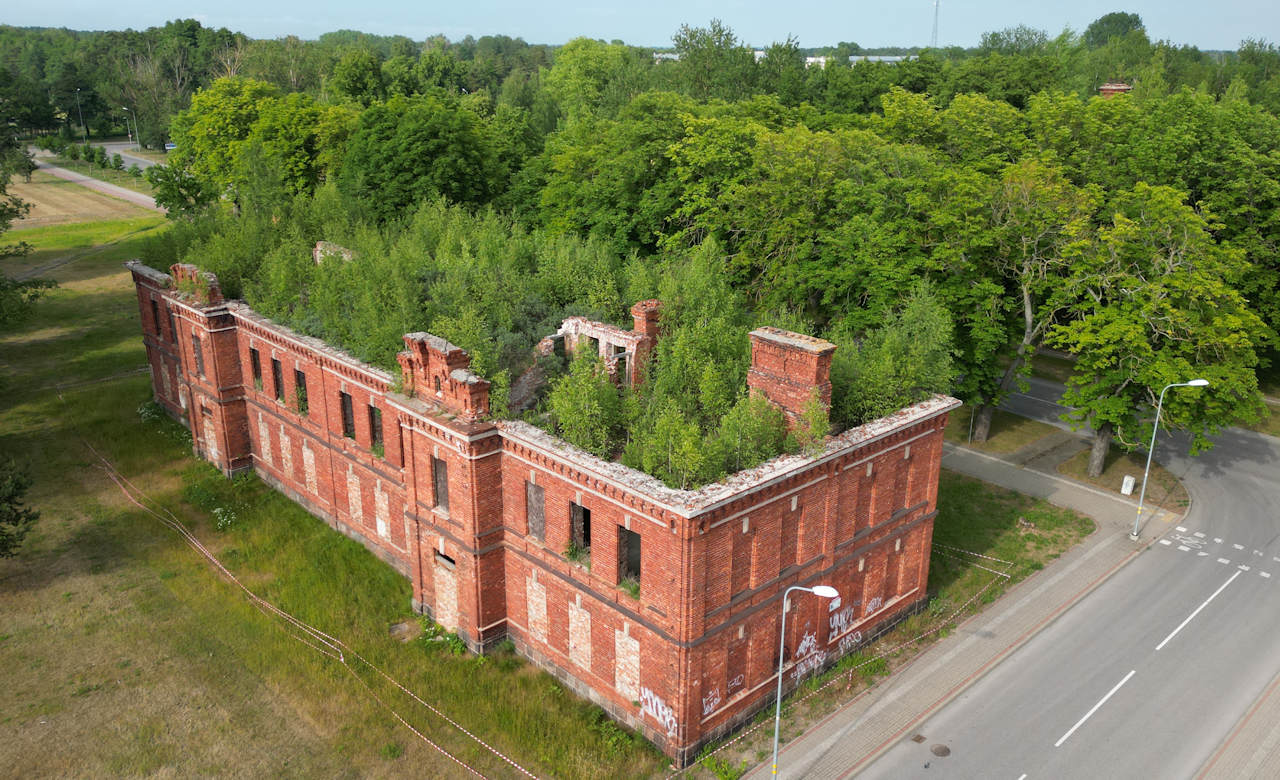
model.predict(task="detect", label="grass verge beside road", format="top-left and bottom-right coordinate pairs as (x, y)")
top-left (10, 171), bottom-right (156, 228)
top-left (1058, 446), bottom-right (1190, 512)
top-left (47, 156), bottom-right (154, 195)
top-left (944, 403), bottom-right (1060, 454)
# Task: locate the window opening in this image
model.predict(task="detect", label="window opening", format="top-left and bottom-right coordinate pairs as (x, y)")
top-left (166, 311), bottom-right (176, 342)
top-left (570, 502), bottom-right (591, 550)
top-left (271, 358), bottom-right (284, 402)
top-left (432, 457), bottom-right (449, 514)
top-left (619, 527), bottom-right (641, 584)
top-left (249, 348), bottom-right (262, 390)
top-left (150, 299), bottom-right (161, 335)
top-left (340, 391), bottom-right (355, 438)
top-left (368, 405), bottom-right (383, 455)
top-left (525, 481), bottom-right (545, 541)
top-left (294, 369), bottom-right (308, 416)
top-left (192, 334), bottom-right (205, 378)
top-left (434, 550), bottom-right (456, 569)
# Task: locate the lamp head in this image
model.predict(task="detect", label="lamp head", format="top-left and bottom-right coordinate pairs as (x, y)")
top-left (1187, 379), bottom-right (1209, 387)
top-left (811, 585), bottom-right (839, 599)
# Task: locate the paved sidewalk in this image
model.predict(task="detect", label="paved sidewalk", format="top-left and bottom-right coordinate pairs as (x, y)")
top-left (745, 442), bottom-right (1173, 779)
top-left (31, 156), bottom-right (164, 213)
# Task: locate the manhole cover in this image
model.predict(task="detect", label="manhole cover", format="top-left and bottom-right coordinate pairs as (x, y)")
top-left (930, 744), bottom-right (951, 757)
top-left (911, 734), bottom-right (926, 743)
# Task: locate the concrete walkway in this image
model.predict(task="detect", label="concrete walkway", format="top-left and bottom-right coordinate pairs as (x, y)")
top-left (746, 439), bottom-right (1176, 779)
top-left (31, 156), bottom-right (164, 213)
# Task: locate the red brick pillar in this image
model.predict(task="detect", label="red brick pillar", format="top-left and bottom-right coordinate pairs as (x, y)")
top-left (746, 327), bottom-right (836, 423)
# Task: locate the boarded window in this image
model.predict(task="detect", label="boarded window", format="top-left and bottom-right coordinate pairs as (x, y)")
top-left (525, 481), bottom-right (545, 541)
top-left (192, 334), bottom-right (205, 378)
top-left (570, 502), bottom-right (591, 550)
top-left (432, 457), bottom-right (449, 514)
top-left (368, 405), bottom-right (383, 452)
top-left (249, 348), bottom-right (262, 388)
top-left (340, 391), bottom-right (355, 438)
top-left (294, 369), bottom-right (308, 415)
top-left (271, 358), bottom-right (284, 402)
top-left (619, 527), bottom-right (641, 582)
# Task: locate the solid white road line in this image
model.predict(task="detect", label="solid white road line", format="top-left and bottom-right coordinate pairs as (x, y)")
top-left (1156, 570), bottom-right (1243, 652)
top-left (1017, 774), bottom-right (1027, 780)
top-left (1055, 670), bottom-right (1137, 748)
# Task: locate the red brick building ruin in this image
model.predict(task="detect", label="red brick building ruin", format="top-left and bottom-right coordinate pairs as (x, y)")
top-left (128, 259), bottom-right (959, 765)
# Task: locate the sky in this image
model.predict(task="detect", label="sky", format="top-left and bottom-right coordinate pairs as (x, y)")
top-left (3, 1), bottom-right (1275, 51)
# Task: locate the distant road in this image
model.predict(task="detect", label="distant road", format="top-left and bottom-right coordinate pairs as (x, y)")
top-left (93, 141), bottom-right (161, 171)
top-left (31, 157), bottom-right (163, 213)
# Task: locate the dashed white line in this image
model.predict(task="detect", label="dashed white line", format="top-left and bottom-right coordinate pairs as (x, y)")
top-left (1160, 539), bottom-right (1172, 546)
top-left (1234, 544), bottom-right (1245, 550)
top-left (1177, 526), bottom-right (1188, 533)
top-left (1178, 545), bottom-right (1191, 552)
top-left (1017, 775), bottom-right (1027, 780)
top-left (1156, 571), bottom-right (1243, 651)
top-left (1215, 538), bottom-right (1224, 544)
top-left (1055, 670), bottom-right (1137, 748)
top-left (1240, 565), bottom-right (1252, 572)
top-left (1198, 552), bottom-right (1209, 557)
top-left (1219, 558), bottom-right (1231, 565)
top-left (1194, 532), bottom-right (1206, 538)
top-left (1262, 572), bottom-right (1272, 579)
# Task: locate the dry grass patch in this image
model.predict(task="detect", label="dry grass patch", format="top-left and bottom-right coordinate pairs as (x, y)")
top-left (944, 404), bottom-right (1060, 454)
top-left (9, 171), bottom-right (154, 228)
top-left (1057, 446), bottom-right (1189, 511)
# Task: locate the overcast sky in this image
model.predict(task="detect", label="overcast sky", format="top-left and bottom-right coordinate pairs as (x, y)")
top-left (3, 1), bottom-right (1274, 50)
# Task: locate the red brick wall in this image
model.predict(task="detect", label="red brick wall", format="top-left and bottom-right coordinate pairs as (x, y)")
top-left (126, 261), bottom-right (958, 767)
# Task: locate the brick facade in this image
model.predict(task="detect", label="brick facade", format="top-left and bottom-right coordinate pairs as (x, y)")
top-left (127, 260), bottom-right (959, 766)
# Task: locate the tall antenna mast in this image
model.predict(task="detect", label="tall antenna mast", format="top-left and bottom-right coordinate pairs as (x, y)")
top-left (931, 0), bottom-right (940, 48)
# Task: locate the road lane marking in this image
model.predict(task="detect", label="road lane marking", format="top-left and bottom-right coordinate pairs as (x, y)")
top-left (1160, 539), bottom-right (1172, 546)
top-left (1219, 558), bottom-right (1231, 565)
top-left (1017, 775), bottom-right (1027, 780)
top-left (1178, 545), bottom-right (1191, 552)
top-left (1177, 526), bottom-right (1187, 532)
top-left (1240, 565), bottom-right (1252, 571)
top-left (1194, 532), bottom-right (1206, 538)
top-left (1198, 552), bottom-right (1209, 557)
top-left (1234, 544), bottom-right (1245, 550)
top-left (1055, 670), bottom-right (1137, 747)
top-left (1156, 570), bottom-right (1243, 651)
top-left (1262, 572), bottom-right (1272, 579)
top-left (1215, 538), bottom-right (1224, 544)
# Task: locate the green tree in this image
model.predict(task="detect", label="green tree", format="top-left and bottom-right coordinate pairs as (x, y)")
top-left (338, 95), bottom-right (501, 221)
top-left (0, 459), bottom-right (39, 558)
top-left (146, 163), bottom-right (217, 218)
top-left (548, 351), bottom-right (623, 457)
top-left (1050, 184), bottom-right (1267, 475)
top-left (670, 20), bottom-right (756, 101)
top-left (168, 77), bottom-right (282, 197)
top-left (329, 48), bottom-right (385, 106)
top-left (1083, 12), bottom-right (1146, 48)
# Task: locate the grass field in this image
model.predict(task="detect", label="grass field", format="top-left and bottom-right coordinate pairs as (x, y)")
top-left (1058, 445), bottom-right (1191, 511)
top-left (9, 170), bottom-right (156, 228)
top-left (2, 216), bottom-right (1099, 778)
top-left (47, 156), bottom-right (155, 195)
top-left (943, 403), bottom-right (1060, 454)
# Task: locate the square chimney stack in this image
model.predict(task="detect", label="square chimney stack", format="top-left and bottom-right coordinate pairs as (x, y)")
top-left (746, 327), bottom-right (836, 422)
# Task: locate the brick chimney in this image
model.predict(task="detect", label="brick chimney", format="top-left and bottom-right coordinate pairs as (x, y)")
top-left (746, 327), bottom-right (836, 422)
top-left (397, 332), bottom-right (490, 422)
top-left (629, 299), bottom-right (662, 385)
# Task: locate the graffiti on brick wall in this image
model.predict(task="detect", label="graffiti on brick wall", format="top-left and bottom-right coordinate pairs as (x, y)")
top-left (640, 687), bottom-right (677, 737)
top-left (702, 686), bottom-right (721, 717)
top-left (864, 596), bottom-right (883, 616)
top-left (838, 631), bottom-right (864, 655)
top-left (829, 605), bottom-right (856, 637)
top-left (791, 630), bottom-right (826, 682)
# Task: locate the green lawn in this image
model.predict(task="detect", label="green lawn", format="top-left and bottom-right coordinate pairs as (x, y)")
top-left (944, 403), bottom-right (1061, 454)
top-left (49, 156), bottom-right (155, 195)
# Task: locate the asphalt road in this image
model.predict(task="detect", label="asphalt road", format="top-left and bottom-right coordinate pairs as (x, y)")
top-left (859, 383), bottom-right (1280, 778)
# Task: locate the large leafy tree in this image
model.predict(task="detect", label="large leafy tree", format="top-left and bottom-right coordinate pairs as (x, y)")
top-left (1050, 184), bottom-right (1267, 475)
top-left (168, 76), bottom-right (282, 197)
top-left (338, 95), bottom-right (501, 221)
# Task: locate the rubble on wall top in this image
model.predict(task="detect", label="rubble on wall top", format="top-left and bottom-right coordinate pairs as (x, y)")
top-left (500, 394), bottom-right (960, 518)
top-left (404, 331), bottom-right (465, 356)
top-left (227, 301), bottom-right (396, 384)
top-left (125, 260), bottom-right (173, 288)
top-left (750, 326), bottom-right (836, 354)
top-left (450, 368), bottom-right (484, 385)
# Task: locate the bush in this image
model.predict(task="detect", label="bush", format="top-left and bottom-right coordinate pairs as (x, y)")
top-left (127, 163), bottom-right (142, 178)
top-left (112, 153), bottom-right (125, 171)
top-left (64, 144), bottom-right (80, 161)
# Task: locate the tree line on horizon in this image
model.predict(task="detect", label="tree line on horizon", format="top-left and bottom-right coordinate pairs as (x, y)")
top-left (4, 13), bottom-right (1279, 484)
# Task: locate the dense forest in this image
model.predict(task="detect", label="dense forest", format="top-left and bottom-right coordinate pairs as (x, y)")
top-left (4, 13), bottom-right (1278, 487)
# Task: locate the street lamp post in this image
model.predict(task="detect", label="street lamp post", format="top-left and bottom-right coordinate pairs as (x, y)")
top-left (772, 583), bottom-right (838, 777)
top-left (1130, 379), bottom-right (1209, 540)
top-left (74, 88), bottom-right (87, 144)
top-left (121, 106), bottom-right (134, 146)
